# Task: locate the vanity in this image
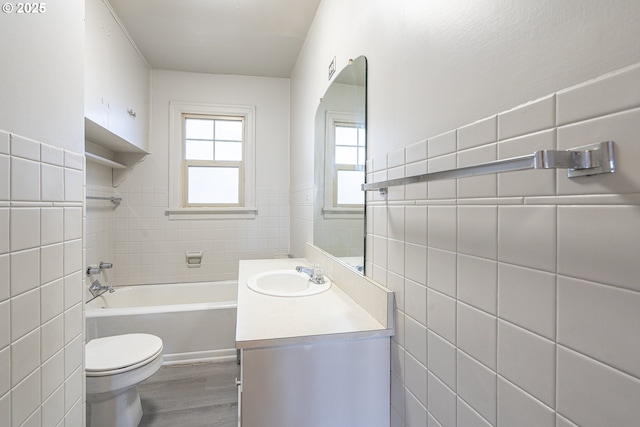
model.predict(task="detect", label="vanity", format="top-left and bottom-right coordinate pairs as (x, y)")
top-left (235, 245), bottom-right (394, 427)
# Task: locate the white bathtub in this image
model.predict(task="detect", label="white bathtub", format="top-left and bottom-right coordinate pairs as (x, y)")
top-left (86, 281), bottom-right (238, 365)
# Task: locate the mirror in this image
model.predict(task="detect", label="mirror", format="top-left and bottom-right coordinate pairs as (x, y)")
top-left (313, 56), bottom-right (367, 274)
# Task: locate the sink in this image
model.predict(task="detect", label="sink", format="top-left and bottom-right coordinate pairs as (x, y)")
top-left (247, 269), bottom-right (331, 297)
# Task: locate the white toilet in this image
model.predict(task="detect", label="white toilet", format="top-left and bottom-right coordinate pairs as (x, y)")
top-left (86, 333), bottom-right (164, 427)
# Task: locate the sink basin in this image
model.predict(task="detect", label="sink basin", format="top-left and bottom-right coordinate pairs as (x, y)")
top-left (247, 269), bottom-right (331, 297)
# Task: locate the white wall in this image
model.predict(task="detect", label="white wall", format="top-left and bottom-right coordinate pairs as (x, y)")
top-left (291, 1), bottom-right (640, 426)
top-left (0, 2), bottom-right (86, 425)
top-left (109, 70), bottom-right (291, 285)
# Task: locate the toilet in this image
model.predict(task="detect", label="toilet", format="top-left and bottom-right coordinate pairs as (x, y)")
top-left (86, 333), bottom-right (164, 427)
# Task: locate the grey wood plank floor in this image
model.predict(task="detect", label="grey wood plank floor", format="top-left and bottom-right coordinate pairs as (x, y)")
top-left (138, 361), bottom-right (240, 427)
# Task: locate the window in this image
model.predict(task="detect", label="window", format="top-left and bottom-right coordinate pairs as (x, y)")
top-left (323, 111), bottom-right (365, 218)
top-left (168, 102), bottom-right (256, 219)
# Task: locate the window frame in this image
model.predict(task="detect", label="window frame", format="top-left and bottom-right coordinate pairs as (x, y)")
top-left (167, 101), bottom-right (256, 220)
top-left (323, 110), bottom-right (365, 219)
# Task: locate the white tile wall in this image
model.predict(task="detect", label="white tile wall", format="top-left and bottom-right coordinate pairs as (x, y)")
top-left (370, 63), bottom-right (640, 426)
top-left (1, 131), bottom-right (84, 426)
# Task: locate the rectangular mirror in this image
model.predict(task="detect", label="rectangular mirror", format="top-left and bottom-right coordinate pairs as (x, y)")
top-left (313, 56), bottom-right (367, 273)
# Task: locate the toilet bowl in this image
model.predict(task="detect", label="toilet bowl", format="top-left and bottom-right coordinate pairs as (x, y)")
top-left (86, 333), bottom-right (163, 427)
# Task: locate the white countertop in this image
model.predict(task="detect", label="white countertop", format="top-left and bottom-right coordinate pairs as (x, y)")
top-left (235, 258), bottom-right (393, 349)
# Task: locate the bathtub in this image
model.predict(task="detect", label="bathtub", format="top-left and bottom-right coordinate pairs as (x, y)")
top-left (86, 281), bottom-right (237, 365)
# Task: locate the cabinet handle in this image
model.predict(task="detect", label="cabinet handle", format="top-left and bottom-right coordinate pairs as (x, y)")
top-left (127, 108), bottom-right (137, 118)
top-left (235, 377), bottom-right (242, 387)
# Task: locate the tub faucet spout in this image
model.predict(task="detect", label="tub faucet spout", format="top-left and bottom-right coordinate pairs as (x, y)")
top-left (89, 279), bottom-right (115, 297)
top-left (295, 265), bottom-right (326, 284)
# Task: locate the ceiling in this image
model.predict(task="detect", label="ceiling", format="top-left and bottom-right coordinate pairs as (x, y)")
top-left (108, 0), bottom-right (321, 78)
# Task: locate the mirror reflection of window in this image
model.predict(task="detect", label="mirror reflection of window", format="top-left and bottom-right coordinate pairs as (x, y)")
top-left (334, 122), bottom-right (365, 206)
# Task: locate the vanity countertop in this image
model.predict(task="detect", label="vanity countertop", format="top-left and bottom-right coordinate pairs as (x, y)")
top-left (235, 258), bottom-right (393, 349)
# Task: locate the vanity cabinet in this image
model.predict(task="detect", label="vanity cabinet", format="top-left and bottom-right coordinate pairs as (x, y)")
top-left (85, 0), bottom-right (149, 154)
top-left (238, 338), bottom-right (390, 427)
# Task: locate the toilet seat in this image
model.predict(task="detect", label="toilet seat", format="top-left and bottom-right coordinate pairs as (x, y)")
top-left (86, 333), bottom-right (163, 377)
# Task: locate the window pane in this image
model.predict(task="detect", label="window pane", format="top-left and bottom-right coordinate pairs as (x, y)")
top-left (358, 127), bottom-right (366, 144)
top-left (187, 166), bottom-right (239, 204)
top-left (185, 118), bottom-right (214, 140)
top-left (215, 141), bottom-right (242, 161)
top-left (335, 126), bottom-right (358, 146)
top-left (215, 120), bottom-right (243, 141)
top-left (335, 146), bottom-right (358, 165)
top-left (185, 140), bottom-right (214, 160)
top-left (337, 170), bottom-right (364, 205)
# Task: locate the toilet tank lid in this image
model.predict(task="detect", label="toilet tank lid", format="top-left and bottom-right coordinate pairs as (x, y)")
top-left (86, 333), bottom-right (163, 372)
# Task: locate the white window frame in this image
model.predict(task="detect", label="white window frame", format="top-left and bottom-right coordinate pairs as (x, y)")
top-left (323, 110), bottom-right (365, 219)
top-left (167, 101), bottom-right (256, 220)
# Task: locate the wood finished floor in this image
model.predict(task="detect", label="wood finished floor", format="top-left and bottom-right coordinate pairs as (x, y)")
top-left (138, 361), bottom-right (240, 427)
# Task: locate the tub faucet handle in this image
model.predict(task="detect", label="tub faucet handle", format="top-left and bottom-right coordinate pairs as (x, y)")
top-left (100, 262), bottom-right (113, 270)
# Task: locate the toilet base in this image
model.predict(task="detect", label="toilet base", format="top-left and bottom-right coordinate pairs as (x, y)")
top-left (87, 385), bottom-right (143, 427)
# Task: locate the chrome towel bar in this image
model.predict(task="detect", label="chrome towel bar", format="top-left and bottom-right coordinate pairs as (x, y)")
top-left (362, 141), bottom-right (615, 194)
top-left (86, 195), bottom-right (122, 205)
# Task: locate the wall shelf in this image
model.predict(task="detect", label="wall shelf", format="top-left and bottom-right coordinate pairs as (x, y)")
top-left (85, 152), bottom-right (127, 169)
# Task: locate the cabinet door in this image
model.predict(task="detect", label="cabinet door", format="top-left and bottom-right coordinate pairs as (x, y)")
top-left (84, 0), bottom-right (110, 128)
top-left (107, 22), bottom-right (149, 152)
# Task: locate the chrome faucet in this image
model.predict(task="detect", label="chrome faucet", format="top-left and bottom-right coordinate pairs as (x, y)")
top-left (296, 264), bottom-right (326, 284)
top-left (89, 279), bottom-right (115, 297)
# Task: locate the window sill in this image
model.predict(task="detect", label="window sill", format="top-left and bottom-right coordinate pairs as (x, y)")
top-left (166, 207), bottom-right (257, 220)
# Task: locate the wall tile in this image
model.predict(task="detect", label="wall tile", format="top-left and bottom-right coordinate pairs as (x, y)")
top-left (405, 315), bottom-right (427, 365)
top-left (10, 207), bottom-right (40, 252)
top-left (41, 386), bottom-right (64, 427)
top-left (388, 272), bottom-right (405, 312)
top-left (405, 353), bottom-right (427, 406)
top-left (406, 140), bottom-right (427, 163)
top-left (64, 367), bottom-right (83, 412)
top-left (404, 243), bottom-right (426, 286)
top-left (457, 205), bottom-right (497, 260)
top-left (427, 330), bottom-right (456, 391)
top-left (457, 255), bottom-right (497, 315)
top-left (558, 276), bottom-right (640, 378)
top-left (557, 108), bottom-right (640, 196)
top-left (428, 130), bottom-right (456, 158)
top-left (11, 157), bottom-right (41, 201)
top-left (427, 289), bottom-right (456, 345)
top-left (556, 414), bottom-right (580, 427)
top-left (405, 160), bottom-right (427, 200)
top-left (10, 288), bottom-right (39, 341)
top-left (427, 205), bottom-right (456, 251)
top-left (557, 63), bottom-right (640, 126)
top-left (497, 130), bottom-right (556, 197)
top-left (427, 371), bottom-right (456, 427)
top-left (64, 151), bottom-right (84, 170)
top-left (64, 168), bottom-right (83, 202)
top-left (64, 303), bottom-right (82, 344)
top-left (10, 248), bottom-right (40, 296)
top-left (41, 207), bottom-right (64, 246)
top-left (63, 272), bottom-right (83, 310)
top-left (64, 335), bottom-right (83, 377)
top-left (0, 301), bottom-right (8, 348)
top-left (41, 315), bottom-right (64, 362)
top-left (498, 205), bottom-right (556, 273)
top-left (498, 94), bottom-right (555, 140)
top-left (387, 206), bottom-right (405, 241)
top-left (457, 398), bottom-right (492, 427)
top-left (458, 302), bottom-right (496, 370)
top-left (498, 377), bottom-right (555, 427)
top-left (41, 144), bottom-right (64, 167)
top-left (428, 154), bottom-right (456, 199)
top-left (457, 350), bottom-right (497, 425)
top-left (41, 349), bottom-right (64, 400)
top-left (557, 346), bottom-right (640, 427)
top-left (40, 279), bottom-right (63, 324)
top-left (498, 320), bottom-right (556, 407)
top-left (404, 279), bottom-right (426, 326)
top-left (0, 155), bottom-right (9, 201)
top-left (41, 243), bottom-right (63, 285)
top-left (11, 368), bottom-right (40, 427)
top-left (0, 131), bottom-right (8, 154)
top-left (457, 144), bottom-right (497, 199)
top-left (0, 209), bottom-right (8, 255)
top-left (0, 346), bottom-right (9, 397)
top-left (63, 239), bottom-right (82, 276)
top-left (458, 116), bottom-right (497, 150)
top-left (427, 248), bottom-right (456, 297)
top-left (11, 328), bottom-right (40, 387)
top-left (405, 389), bottom-right (427, 427)
top-left (0, 255), bottom-right (7, 302)
top-left (558, 205), bottom-right (640, 292)
top-left (372, 235), bottom-right (387, 270)
top-left (41, 164), bottom-right (65, 201)
top-left (389, 148), bottom-right (406, 168)
top-left (405, 206), bottom-right (427, 245)
top-left (11, 134), bottom-right (40, 161)
top-left (498, 263), bottom-right (556, 339)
